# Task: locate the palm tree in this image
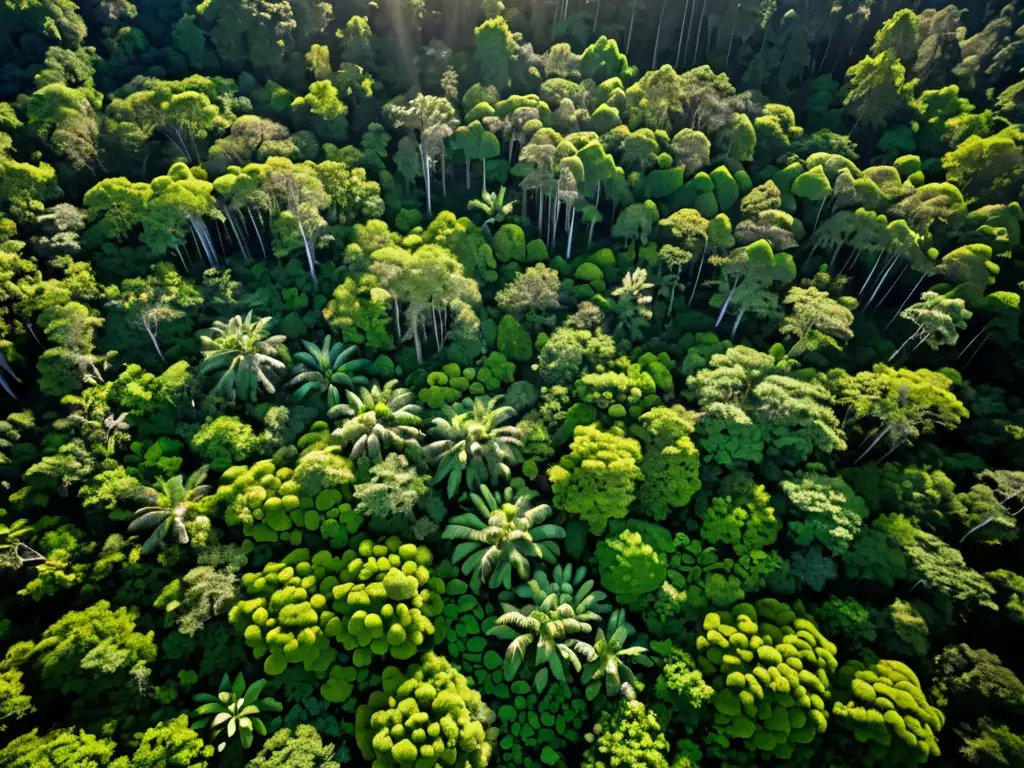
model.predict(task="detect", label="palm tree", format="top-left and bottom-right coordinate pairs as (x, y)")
top-left (611, 268), bottom-right (655, 340)
top-left (193, 673), bottom-right (282, 752)
top-left (286, 335), bottom-right (370, 409)
top-left (328, 380), bottom-right (424, 463)
top-left (199, 312), bottom-right (287, 402)
top-left (487, 564), bottom-right (610, 692)
top-left (443, 485), bottom-right (564, 590)
top-left (468, 185), bottom-right (516, 237)
top-left (127, 466), bottom-right (212, 555)
top-left (581, 609), bottom-right (652, 700)
top-left (426, 397), bottom-right (523, 498)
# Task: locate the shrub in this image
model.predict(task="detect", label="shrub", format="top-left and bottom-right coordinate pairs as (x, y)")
top-left (330, 537), bottom-right (445, 666)
top-left (355, 652), bottom-right (492, 767)
top-left (696, 598), bottom-right (838, 760)
top-left (831, 659), bottom-right (944, 766)
top-left (216, 455), bottom-right (361, 546)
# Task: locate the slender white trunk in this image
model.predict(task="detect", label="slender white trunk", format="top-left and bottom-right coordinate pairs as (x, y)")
top-left (441, 151), bottom-right (447, 199)
top-left (653, 0), bottom-right (668, 68)
top-left (872, 262), bottom-right (910, 314)
top-left (889, 329), bottom-right (921, 362)
top-left (421, 144), bottom-right (433, 217)
top-left (675, 0), bottom-right (690, 69)
top-left (859, 250), bottom-right (887, 297)
top-left (865, 255), bottom-right (901, 309)
top-left (691, 0), bottom-right (709, 66)
top-left (592, 0), bottom-right (600, 31)
top-left (248, 207), bottom-right (268, 258)
top-left (567, 209), bottom-right (576, 259)
top-left (958, 325), bottom-right (989, 359)
top-left (855, 425), bottom-right (891, 464)
top-left (714, 280), bottom-right (738, 327)
top-left (142, 318), bottom-right (166, 362)
top-left (297, 218), bottom-right (318, 283)
top-left (626, 0), bottom-right (638, 54)
top-left (886, 274), bottom-right (927, 330)
top-left (730, 307), bottom-right (746, 340)
top-left (689, 241), bottom-right (708, 305)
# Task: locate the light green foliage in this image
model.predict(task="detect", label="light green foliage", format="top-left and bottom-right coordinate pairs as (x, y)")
top-left (193, 673), bottom-right (282, 752)
top-left (444, 485), bottom-right (563, 591)
top-left (355, 652), bottom-right (491, 766)
top-left (689, 346), bottom-right (845, 469)
top-left (549, 425), bottom-right (644, 535)
top-left (0, 728), bottom-right (119, 768)
top-left (696, 599), bottom-right (838, 759)
top-left (244, 724), bottom-right (340, 768)
top-left (330, 537), bottom-right (445, 666)
top-left (596, 521), bottom-right (672, 599)
top-left (652, 640), bottom-right (714, 728)
top-left (698, 472), bottom-right (781, 556)
top-left (582, 608), bottom-right (651, 700)
top-left (781, 473), bottom-right (869, 555)
top-left (323, 275), bottom-right (395, 350)
top-left (832, 659), bottom-right (944, 766)
top-left (229, 548), bottom-right (348, 676)
top-left (582, 699), bottom-right (670, 768)
top-left (4, 600), bottom-right (156, 707)
top-left (128, 715), bottom-right (212, 768)
top-left (217, 455), bottom-right (358, 545)
top-left (354, 453), bottom-right (429, 529)
top-left (575, 357), bottom-right (659, 421)
top-left (637, 407), bottom-right (701, 521)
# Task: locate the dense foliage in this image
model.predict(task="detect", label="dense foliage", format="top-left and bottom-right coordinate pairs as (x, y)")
top-left (2, 1), bottom-right (1023, 767)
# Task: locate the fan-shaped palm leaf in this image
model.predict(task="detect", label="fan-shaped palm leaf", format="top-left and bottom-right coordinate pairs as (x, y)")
top-left (327, 380), bottom-right (424, 463)
top-left (426, 397), bottom-right (524, 497)
top-left (127, 466), bottom-right (212, 556)
top-left (287, 335), bottom-right (369, 409)
top-left (443, 484), bottom-right (563, 590)
top-left (199, 312), bottom-right (287, 402)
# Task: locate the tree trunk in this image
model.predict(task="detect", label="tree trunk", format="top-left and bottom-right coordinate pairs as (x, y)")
top-left (244, 207), bottom-right (265, 258)
top-left (872, 262), bottom-right (909, 314)
top-left (812, 196), bottom-right (828, 234)
top-left (689, 241), bottom-right (708, 305)
top-left (714, 280), bottom-right (738, 327)
top-left (441, 151), bottom-right (447, 199)
top-left (421, 144), bottom-right (433, 217)
top-left (675, 0), bottom-right (691, 69)
top-left (142, 318), bottom-right (166, 363)
top-left (653, 0), bottom-right (668, 68)
top-left (392, 296), bottom-right (402, 339)
top-left (730, 307), bottom-right (746, 340)
top-left (567, 208), bottom-right (576, 260)
top-left (855, 425), bottom-right (891, 464)
top-left (691, 0), bottom-right (709, 67)
top-left (593, 0), bottom-right (600, 32)
top-left (886, 274), bottom-right (927, 330)
top-left (482, 156), bottom-right (487, 194)
top-left (297, 218), bottom-right (318, 284)
top-left (626, 0), bottom-right (638, 55)
top-left (958, 325), bottom-right (990, 359)
top-left (725, 13), bottom-right (738, 70)
top-left (588, 217), bottom-right (597, 248)
top-left (888, 329), bottom-right (921, 362)
top-left (865, 255), bottom-right (902, 310)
